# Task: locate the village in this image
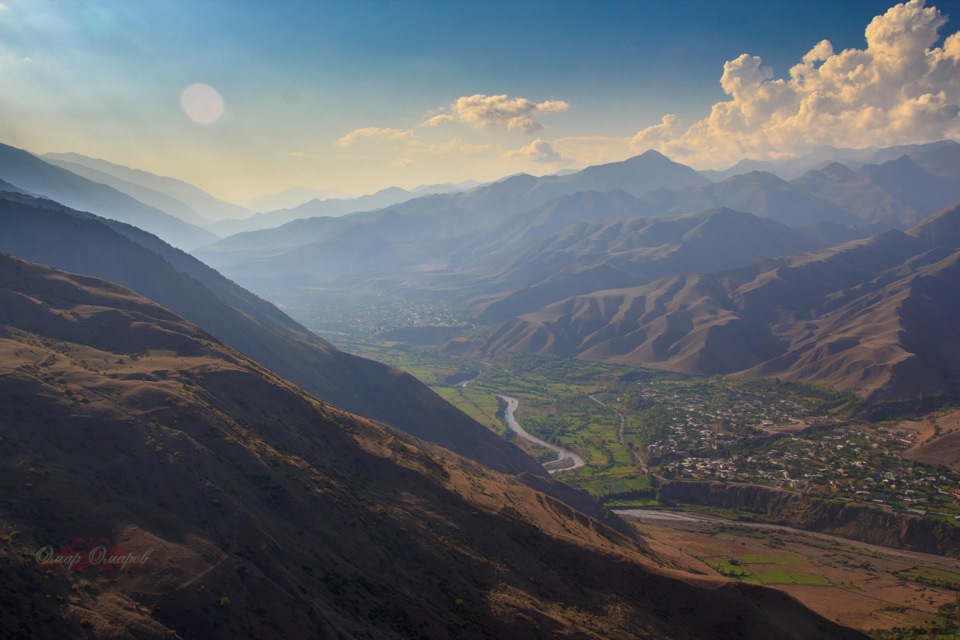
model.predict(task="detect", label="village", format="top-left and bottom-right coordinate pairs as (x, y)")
top-left (632, 382), bottom-right (960, 518)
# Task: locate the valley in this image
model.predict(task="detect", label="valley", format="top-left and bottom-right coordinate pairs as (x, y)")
top-left (318, 333), bottom-right (960, 523)
top-left (5, 2), bottom-right (960, 637)
top-left (619, 509), bottom-right (960, 636)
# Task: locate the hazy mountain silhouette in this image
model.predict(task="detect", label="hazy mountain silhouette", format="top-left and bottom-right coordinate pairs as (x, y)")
top-left (0, 144), bottom-right (217, 250)
top-left (857, 155), bottom-right (960, 218)
top-left (700, 140), bottom-right (960, 184)
top-left (642, 171), bottom-right (859, 227)
top-left (241, 185), bottom-right (352, 212)
top-left (43, 151), bottom-right (250, 222)
top-left (465, 208), bottom-right (851, 322)
top-left (0, 253), bottom-right (864, 639)
top-left (792, 162), bottom-right (922, 227)
top-left (211, 180), bottom-right (484, 236)
top-left (196, 150), bottom-right (708, 272)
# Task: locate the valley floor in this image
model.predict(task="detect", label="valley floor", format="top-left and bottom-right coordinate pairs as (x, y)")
top-left (620, 508), bottom-right (960, 637)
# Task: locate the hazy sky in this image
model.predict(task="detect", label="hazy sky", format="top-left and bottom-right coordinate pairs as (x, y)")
top-left (1, 0), bottom-right (958, 202)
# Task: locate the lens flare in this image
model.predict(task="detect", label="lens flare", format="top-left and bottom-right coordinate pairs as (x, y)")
top-left (180, 83), bottom-right (224, 125)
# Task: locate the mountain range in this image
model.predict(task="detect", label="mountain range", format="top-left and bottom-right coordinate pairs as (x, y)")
top-left (7, 138), bottom-right (960, 410)
top-left (0, 253), bottom-right (865, 638)
top-left (194, 143), bottom-right (960, 293)
top-left (42, 152), bottom-right (251, 224)
top-left (214, 179), bottom-right (488, 236)
top-left (479, 204), bottom-right (960, 408)
top-left (0, 145), bottom-right (218, 250)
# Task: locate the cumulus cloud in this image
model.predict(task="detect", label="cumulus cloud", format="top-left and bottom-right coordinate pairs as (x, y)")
top-left (506, 138), bottom-right (569, 163)
top-left (424, 93), bottom-right (569, 133)
top-left (631, 114), bottom-right (682, 150)
top-left (421, 113), bottom-right (456, 127)
top-left (641, 0), bottom-right (960, 166)
top-left (334, 127), bottom-right (416, 148)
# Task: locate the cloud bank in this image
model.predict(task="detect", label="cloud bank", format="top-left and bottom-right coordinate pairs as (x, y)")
top-left (425, 94), bottom-right (569, 133)
top-left (639, 0), bottom-right (960, 167)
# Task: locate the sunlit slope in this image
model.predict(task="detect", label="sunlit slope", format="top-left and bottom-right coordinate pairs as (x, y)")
top-left (0, 254), bottom-right (866, 639)
top-left (483, 219), bottom-right (960, 406)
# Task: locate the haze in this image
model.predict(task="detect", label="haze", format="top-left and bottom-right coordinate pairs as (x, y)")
top-left (1, 0), bottom-right (957, 206)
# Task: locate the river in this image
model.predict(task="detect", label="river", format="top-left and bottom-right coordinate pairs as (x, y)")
top-left (498, 395), bottom-right (585, 473)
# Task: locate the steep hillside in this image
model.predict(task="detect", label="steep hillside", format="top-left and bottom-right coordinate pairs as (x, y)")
top-left (908, 200), bottom-right (960, 248)
top-left (857, 155), bottom-right (960, 218)
top-left (792, 162), bottom-right (922, 227)
top-left (469, 208), bottom-right (850, 322)
top-left (0, 144), bottom-right (217, 250)
top-left (0, 194), bottom-right (546, 479)
top-left (0, 254), bottom-right (864, 639)
top-left (483, 227), bottom-right (960, 406)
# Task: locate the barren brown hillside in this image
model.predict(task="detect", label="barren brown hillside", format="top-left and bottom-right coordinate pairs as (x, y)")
top-left (483, 226), bottom-right (960, 406)
top-left (0, 254), bottom-right (865, 638)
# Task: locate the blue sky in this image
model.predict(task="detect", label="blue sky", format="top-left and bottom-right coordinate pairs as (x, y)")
top-left (1, 0), bottom-right (958, 202)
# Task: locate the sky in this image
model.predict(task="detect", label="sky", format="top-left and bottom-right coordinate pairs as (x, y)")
top-left (0, 0), bottom-right (958, 204)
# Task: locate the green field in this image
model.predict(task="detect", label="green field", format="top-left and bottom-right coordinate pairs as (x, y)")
top-left (324, 338), bottom-right (860, 502)
top-left (700, 553), bottom-right (830, 585)
top-left (897, 567), bottom-right (960, 591)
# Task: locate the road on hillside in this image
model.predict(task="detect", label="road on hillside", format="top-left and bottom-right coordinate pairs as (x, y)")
top-left (497, 395), bottom-right (585, 474)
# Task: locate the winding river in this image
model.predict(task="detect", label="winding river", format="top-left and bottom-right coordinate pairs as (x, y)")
top-left (497, 395), bottom-right (586, 474)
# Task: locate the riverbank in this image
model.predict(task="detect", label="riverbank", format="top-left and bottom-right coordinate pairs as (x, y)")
top-left (498, 394), bottom-right (585, 473)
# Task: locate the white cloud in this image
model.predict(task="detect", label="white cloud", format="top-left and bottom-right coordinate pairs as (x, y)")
top-left (424, 93), bottom-right (569, 133)
top-left (638, 0), bottom-right (960, 167)
top-left (422, 113), bottom-right (456, 127)
top-left (506, 138), bottom-right (568, 163)
top-left (631, 114), bottom-right (681, 150)
top-left (334, 127), bottom-right (416, 148)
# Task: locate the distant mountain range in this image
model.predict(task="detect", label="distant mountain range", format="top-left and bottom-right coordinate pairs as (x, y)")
top-left (479, 203), bottom-right (960, 408)
top-left (0, 144), bottom-right (218, 250)
top-left (0, 252), bottom-right (862, 639)
top-left (8, 138), bottom-right (960, 408)
top-left (193, 150), bottom-right (711, 275)
top-left (195, 142), bottom-right (960, 286)
top-left (181, 141), bottom-right (960, 408)
top-left (700, 139), bottom-right (960, 182)
top-left (210, 178), bottom-right (487, 236)
top-left (43, 151), bottom-right (251, 224)
top-left (464, 208), bottom-right (862, 323)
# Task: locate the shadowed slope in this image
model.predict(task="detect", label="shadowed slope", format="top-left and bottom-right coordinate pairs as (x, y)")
top-left (0, 194), bottom-right (544, 479)
top-left (0, 254), bottom-right (865, 639)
